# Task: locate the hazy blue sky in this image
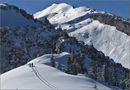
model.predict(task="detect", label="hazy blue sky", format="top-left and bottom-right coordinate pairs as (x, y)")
top-left (0, 0), bottom-right (129, 19)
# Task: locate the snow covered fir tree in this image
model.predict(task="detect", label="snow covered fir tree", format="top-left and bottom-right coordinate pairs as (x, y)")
top-left (0, 2), bottom-right (130, 90)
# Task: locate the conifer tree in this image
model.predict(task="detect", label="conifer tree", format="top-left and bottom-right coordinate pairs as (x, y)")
top-left (103, 62), bottom-right (109, 82)
top-left (89, 59), bottom-right (97, 80)
top-left (111, 64), bottom-right (117, 85)
top-left (50, 54), bottom-right (55, 67)
top-left (71, 63), bottom-right (78, 75)
top-left (57, 62), bottom-right (62, 71)
top-left (92, 60), bottom-right (97, 80)
top-left (65, 55), bottom-right (72, 74)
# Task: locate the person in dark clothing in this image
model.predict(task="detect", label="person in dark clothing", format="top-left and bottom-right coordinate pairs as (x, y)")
top-left (28, 63), bottom-right (34, 67)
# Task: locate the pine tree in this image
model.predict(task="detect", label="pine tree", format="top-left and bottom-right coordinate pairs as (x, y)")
top-left (122, 69), bottom-right (130, 89)
top-left (103, 62), bottom-right (109, 82)
top-left (50, 54), bottom-right (55, 67)
top-left (78, 50), bottom-right (85, 74)
top-left (111, 64), bottom-right (117, 85)
top-left (65, 53), bottom-right (78, 75)
top-left (57, 63), bottom-right (62, 71)
top-left (58, 43), bottom-right (64, 53)
top-left (65, 55), bottom-right (72, 74)
top-left (89, 59), bottom-right (97, 80)
top-left (70, 52), bottom-right (78, 75)
top-left (52, 40), bottom-right (56, 53)
top-left (92, 60), bottom-right (97, 80)
top-left (71, 63), bottom-right (78, 75)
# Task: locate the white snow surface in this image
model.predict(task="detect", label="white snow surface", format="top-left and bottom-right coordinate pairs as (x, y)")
top-left (69, 20), bottom-right (130, 69)
top-left (34, 3), bottom-right (93, 24)
top-left (1, 52), bottom-right (117, 90)
top-left (34, 3), bottom-right (130, 69)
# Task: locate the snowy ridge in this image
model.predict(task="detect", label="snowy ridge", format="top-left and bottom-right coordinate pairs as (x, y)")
top-left (34, 3), bottom-right (94, 24)
top-left (34, 3), bottom-right (130, 69)
top-left (1, 53), bottom-right (119, 90)
top-left (0, 3), bottom-right (7, 6)
top-left (28, 52), bottom-right (69, 64)
top-left (0, 3), bottom-right (41, 27)
top-left (34, 3), bottom-right (73, 19)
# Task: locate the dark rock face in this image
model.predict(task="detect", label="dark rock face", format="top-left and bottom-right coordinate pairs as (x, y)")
top-left (91, 13), bottom-right (130, 35)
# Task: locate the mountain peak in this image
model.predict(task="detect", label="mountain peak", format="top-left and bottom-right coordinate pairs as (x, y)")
top-left (52, 3), bottom-right (72, 7)
top-left (34, 3), bottom-right (73, 19)
top-left (34, 3), bottom-right (95, 24)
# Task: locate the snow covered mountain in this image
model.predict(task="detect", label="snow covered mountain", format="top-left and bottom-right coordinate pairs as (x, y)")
top-left (1, 53), bottom-right (121, 90)
top-left (34, 3), bottom-right (130, 69)
top-left (1, 3), bottom-right (130, 90)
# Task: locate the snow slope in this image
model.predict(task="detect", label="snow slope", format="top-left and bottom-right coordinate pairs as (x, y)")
top-left (1, 53), bottom-right (117, 90)
top-left (69, 20), bottom-right (130, 69)
top-left (34, 3), bottom-right (130, 69)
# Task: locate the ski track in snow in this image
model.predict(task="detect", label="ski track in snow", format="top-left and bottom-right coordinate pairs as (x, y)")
top-left (1, 63), bottom-right (114, 90)
top-left (31, 65), bottom-right (59, 90)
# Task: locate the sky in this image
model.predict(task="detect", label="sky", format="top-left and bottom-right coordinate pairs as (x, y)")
top-left (0, 0), bottom-right (129, 19)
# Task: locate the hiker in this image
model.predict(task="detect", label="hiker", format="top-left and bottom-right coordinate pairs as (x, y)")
top-left (31, 63), bottom-right (34, 67)
top-left (28, 63), bottom-right (34, 67)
